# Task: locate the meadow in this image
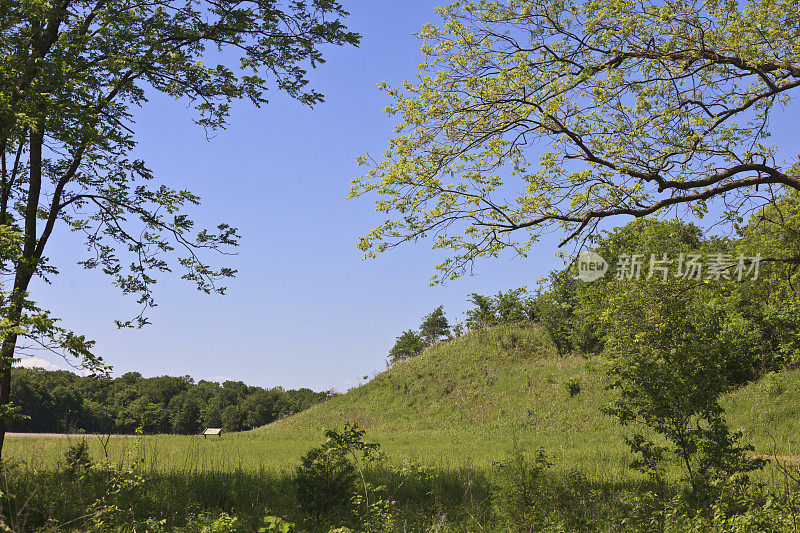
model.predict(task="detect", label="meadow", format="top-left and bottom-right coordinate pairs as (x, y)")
top-left (6, 324), bottom-right (800, 531)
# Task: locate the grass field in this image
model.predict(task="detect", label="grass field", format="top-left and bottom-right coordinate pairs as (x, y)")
top-left (10, 324), bottom-right (800, 473)
top-left (6, 324), bottom-right (800, 530)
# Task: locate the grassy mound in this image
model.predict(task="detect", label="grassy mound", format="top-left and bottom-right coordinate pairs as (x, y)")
top-left (250, 324), bottom-right (629, 475)
top-left (262, 323), bottom-right (610, 433)
top-left (252, 322), bottom-right (800, 475)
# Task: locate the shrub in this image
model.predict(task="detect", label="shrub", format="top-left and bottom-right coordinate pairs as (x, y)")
top-left (493, 446), bottom-right (553, 529)
top-left (64, 439), bottom-right (92, 478)
top-left (564, 378), bottom-right (581, 397)
top-left (293, 442), bottom-right (358, 518)
top-left (293, 424), bottom-right (391, 528)
top-left (420, 305), bottom-right (450, 344)
top-left (388, 330), bottom-right (427, 363)
top-left (763, 371), bottom-right (784, 397)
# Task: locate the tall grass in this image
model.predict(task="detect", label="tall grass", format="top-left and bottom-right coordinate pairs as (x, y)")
top-left (6, 324), bottom-right (800, 530)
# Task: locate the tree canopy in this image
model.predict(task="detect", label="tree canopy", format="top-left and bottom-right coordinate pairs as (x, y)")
top-left (9, 367), bottom-right (330, 434)
top-left (351, 0), bottom-right (800, 282)
top-left (0, 0), bottom-right (358, 454)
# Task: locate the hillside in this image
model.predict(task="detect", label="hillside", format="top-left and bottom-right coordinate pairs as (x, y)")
top-left (253, 324), bottom-right (630, 475)
top-left (262, 323), bottom-right (609, 433)
top-left (253, 323), bottom-right (800, 473)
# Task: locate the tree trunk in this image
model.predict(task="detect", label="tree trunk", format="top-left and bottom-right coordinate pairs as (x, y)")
top-left (0, 272), bottom-right (31, 458)
top-left (0, 320), bottom-right (20, 457)
top-left (0, 128), bottom-right (43, 460)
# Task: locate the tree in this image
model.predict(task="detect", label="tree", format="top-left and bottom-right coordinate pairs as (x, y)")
top-left (388, 329), bottom-right (427, 363)
top-left (465, 293), bottom-right (496, 330)
top-left (602, 277), bottom-right (766, 501)
top-left (350, 0), bottom-right (800, 282)
top-left (493, 288), bottom-right (532, 324)
top-left (558, 214), bottom-right (795, 499)
top-left (0, 0), bottom-right (359, 455)
top-left (420, 305), bottom-right (450, 344)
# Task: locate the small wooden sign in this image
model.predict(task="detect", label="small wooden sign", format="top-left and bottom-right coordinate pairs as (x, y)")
top-left (203, 428), bottom-right (222, 438)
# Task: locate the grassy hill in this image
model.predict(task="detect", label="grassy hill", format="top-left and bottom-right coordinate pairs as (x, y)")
top-left (249, 322), bottom-right (800, 478)
top-left (8, 322), bottom-right (800, 479)
top-left (250, 323), bottom-right (637, 478)
top-left (263, 323), bottom-right (605, 432)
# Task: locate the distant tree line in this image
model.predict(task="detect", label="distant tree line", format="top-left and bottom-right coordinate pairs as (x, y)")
top-left (9, 368), bottom-right (330, 434)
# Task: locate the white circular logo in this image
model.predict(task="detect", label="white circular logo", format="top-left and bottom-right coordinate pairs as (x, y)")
top-left (576, 251), bottom-right (608, 282)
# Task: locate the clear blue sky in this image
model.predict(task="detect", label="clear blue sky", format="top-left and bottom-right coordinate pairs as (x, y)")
top-left (20, 1), bottom-right (800, 391)
top-left (22, 0), bottom-right (562, 391)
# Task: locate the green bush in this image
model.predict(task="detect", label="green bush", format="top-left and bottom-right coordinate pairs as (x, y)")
top-left (63, 439), bottom-right (92, 478)
top-left (763, 372), bottom-right (784, 397)
top-left (293, 442), bottom-right (358, 518)
top-left (388, 330), bottom-right (427, 363)
top-left (564, 378), bottom-right (581, 397)
top-left (493, 446), bottom-right (553, 530)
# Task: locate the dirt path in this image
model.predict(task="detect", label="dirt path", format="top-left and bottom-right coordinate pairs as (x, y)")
top-left (5, 433), bottom-right (136, 438)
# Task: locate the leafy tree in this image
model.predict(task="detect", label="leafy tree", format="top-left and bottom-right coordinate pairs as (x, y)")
top-left (419, 305), bottom-right (450, 344)
top-left (531, 274), bottom-right (577, 356)
top-left (351, 0), bottom-right (800, 282)
top-left (169, 394), bottom-right (201, 435)
top-left (561, 216), bottom-right (788, 499)
top-left (494, 289), bottom-right (533, 324)
top-left (733, 191), bottom-right (800, 366)
top-left (525, 211), bottom-right (800, 499)
top-left (465, 289), bottom-right (535, 332)
top-left (569, 218), bottom-right (706, 354)
top-left (242, 389), bottom-right (286, 429)
top-left (0, 0), bottom-right (359, 455)
top-left (603, 279), bottom-right (766, 501)
top-left (465, 293), bottom-right (496, 330)
top-left (388, 330), bottom-right (427, 363)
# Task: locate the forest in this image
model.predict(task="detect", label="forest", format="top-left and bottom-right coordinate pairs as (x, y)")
top-left (8, 368), bottom-right (330, 434)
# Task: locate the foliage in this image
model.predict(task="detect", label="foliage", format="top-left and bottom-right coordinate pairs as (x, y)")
top-left (87, 439), bottom-right (148, 530)
top-left (388, 305), bottom-right (455, 364)
top-left (591, 237), bottom-right (769, 500)
top-left (260, 515), bottom-right (297, 532)
top-left (530, 275), bottom-right (579, 355)
top-left (387, 330), bottom-right (427, 363)
top-left (293, 440), bottom-right (358, 518)
top-left (293, 423), bottom-right (389, 527)
top-left (0, 0), bottom-right (360, 455)
top-left (493, 445), bottom-right (554, 530)
top-left (63, 439), bottom-right (92, 479)
top-left (564, 378), bottom-right (581, 397)
top-left (465, 293), bottom-right (497, 330)
top-left (465, 289), bottom-right (535, 331)
top-left (419, 305), bottom-right (450, 344)
top-left (351, 0), bottom-right (800, 283)
top-left (9, 367), bottom-right (329, 434)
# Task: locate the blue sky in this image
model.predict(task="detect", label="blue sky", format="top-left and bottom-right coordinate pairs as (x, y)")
top-left (20, 1), bottom-right (562, 390)
top-left (19, 1), bottom-right (800, 391)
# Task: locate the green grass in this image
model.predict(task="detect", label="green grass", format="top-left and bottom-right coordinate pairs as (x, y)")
top-left (6, 325), bottom-right (631, 476)
top-left (7, 323), bottom-right (800, 530)
top-left (10, 323), bottom-right (800, 475)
